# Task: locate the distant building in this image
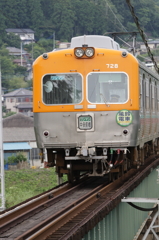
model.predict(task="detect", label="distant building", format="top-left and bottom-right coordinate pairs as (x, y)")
top-left (6, 47), bottom-right (28, 57)
top-left (3, 88), bottom-right (33, 116)
top-left (3, 113), bottom-right (41, 167)
top-left (140, 40), bottom-right (159, 51)
top-left (13, 58), bottom-right (27, 67)
top-left (6, 28), bottom-right (35, 44)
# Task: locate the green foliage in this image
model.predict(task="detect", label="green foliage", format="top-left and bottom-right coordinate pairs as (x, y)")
top-left (14, 65), bottom-right (27, 75)
top-left (5, 168), bottom-right (67, 208)
top-left (7, 155), bottom-right (17, 164)
top-left (32, 44), bottom-right (46, 59)
top-left (15, 152), bottom-right (27, 162)
top-left (2, 106), bottom-right (6, 113)
top-left (4, 33), bottom-right (21, 48)
top-left (0, 0), bottom-right (159, 44)
top-left (7, 76), bottom-right (28, 90)
top-left (7, 152), bottom-right (27, 164)
top-left (3, 111), bottom-right (16, 118)
top-left (137, 55), bottom-right (145, 62)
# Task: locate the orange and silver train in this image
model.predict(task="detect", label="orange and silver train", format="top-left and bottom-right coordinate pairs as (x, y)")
top-left (33, 35), bottom-right (159, 182)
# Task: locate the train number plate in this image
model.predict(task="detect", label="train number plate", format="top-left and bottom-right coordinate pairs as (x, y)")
top-left (78, 115), bottom-right (92, 130)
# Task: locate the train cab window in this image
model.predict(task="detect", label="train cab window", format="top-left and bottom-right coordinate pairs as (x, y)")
top-left (42, 73), bottom-right (82, 104)
top-left (87, 72), bottom-right (128, 104)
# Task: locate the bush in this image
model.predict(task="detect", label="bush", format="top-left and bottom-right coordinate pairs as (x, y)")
top-left (7, 152), bottom-right (27, 164)
top-left (16, 152), bottom-right (27, 162)
top-left (7, 155), bottom-right (16, 164)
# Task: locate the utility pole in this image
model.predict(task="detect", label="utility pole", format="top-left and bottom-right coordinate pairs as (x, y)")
top-left (0, 65), bottom-right (5, 211)
top-left (21, 41), bottom-right (23, 66)
top-left (53, 32), bottom-right (55, 50)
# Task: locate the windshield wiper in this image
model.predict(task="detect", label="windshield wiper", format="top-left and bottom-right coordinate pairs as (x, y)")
top-left (100, 93), bottom-right (110, 107)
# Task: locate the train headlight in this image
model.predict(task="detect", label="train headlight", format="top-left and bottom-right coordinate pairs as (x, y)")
top-left (74, 48), bottom-right (85, 58)
top-left (85, 48), bottom-right (94, 57)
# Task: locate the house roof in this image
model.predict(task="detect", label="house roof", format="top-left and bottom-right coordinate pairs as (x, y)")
top-left (3, 88), bottom-right (32, 97)
top-left (3, 142), bottom-right (32, 150)
top-left (13, 59), bottom-right (27, 64)
top-left (6, 47), bottom-right (27, 55)
top-left (3, 128), bottom-right (36, 142)
top-left (16, 103), bottom-right (33, 109)
top-left (3, 113), bottom-right (33, 128)
top-left (6, 28), bottom-right (34, 34)
top-left (3, 113), bottom-right (36, 142)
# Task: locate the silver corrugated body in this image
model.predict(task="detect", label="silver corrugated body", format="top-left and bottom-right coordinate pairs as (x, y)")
top-left (34, 110), bottom-right (140, 149)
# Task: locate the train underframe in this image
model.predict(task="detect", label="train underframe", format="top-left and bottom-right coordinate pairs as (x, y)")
top-left (41, 139), bottom-right (159, 183)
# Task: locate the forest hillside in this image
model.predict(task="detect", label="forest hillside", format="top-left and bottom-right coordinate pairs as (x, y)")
top-left (0, 0), bottom-right (159, 43)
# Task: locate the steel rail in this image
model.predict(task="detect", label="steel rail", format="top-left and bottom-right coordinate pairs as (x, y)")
top-left (0, 174), bottom-right (88, 228)
top-left (0, 175), bottom-right (97, 235)
top-left (0, 182), bottom-right (70, 227)
top-left (14, 169), bottom-right (137, 240)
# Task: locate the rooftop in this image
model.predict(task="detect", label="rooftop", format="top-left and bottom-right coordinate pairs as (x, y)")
top-left (6, 28), bottom-right (34, 34)
top-left (3, 88), bottom-right (32, 97)
top-left (3, 113), bottom-right (33, 128)
top-left (3, 113), bottom-right (35, 142)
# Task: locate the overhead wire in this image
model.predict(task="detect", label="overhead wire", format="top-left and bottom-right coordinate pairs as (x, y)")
top-left (125, 0), bottom-right (159, 74)
top-left (104, 0), bottom-right (128, 32)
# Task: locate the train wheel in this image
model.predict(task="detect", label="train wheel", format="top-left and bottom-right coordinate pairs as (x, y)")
top-left (67, 171), bottom-right (74, 184)
top-left (67, 170), bottom-right (80, 183)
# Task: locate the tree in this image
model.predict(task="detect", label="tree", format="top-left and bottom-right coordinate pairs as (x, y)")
top-left (26, 0), bottom-right (44, 38)
top-left (4, 33), bottom-right (21, 48)
top-left (51, 0), bottom-right (75, 41)
top-left (32, 44), bottom-right (46, 59)
top-left (7, 76), bottom-right (28, 91)
top-left (72, 0), bottom-right (94, 35)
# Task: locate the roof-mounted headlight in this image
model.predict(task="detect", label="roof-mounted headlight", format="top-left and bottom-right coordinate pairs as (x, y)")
top-left (74, 48), bottom-right (85, 58)
top-left (85, 48), bottom-right (94, 57)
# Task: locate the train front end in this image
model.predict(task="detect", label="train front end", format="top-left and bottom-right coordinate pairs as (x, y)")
top-left (33, 35), bottom-right (139, 181)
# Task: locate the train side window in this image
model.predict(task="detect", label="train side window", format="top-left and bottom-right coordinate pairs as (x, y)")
top-left (142, 74), bottom-right (145, 110)
top-left (145, 80), bottom-right (149, 111)
top-left (152, 83), bottom-right (155, 111)
top-left (140, 74), bottom-right (143, 109)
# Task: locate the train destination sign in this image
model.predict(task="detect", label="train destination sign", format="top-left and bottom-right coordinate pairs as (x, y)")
top-left (116, 109), bottom-right (133, 127)
top-left (78, 115), bottom-right (92, 130)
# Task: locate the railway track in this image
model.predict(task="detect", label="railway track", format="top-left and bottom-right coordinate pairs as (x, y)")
top-left (1, 155), bottom-right (159, 240)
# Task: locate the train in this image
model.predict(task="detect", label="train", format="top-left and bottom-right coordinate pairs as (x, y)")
top-left (33, 35), bottom-right (159, 182)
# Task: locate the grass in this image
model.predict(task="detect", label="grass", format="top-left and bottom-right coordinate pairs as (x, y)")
top-left (4, 168), bottom-right (67, 209)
